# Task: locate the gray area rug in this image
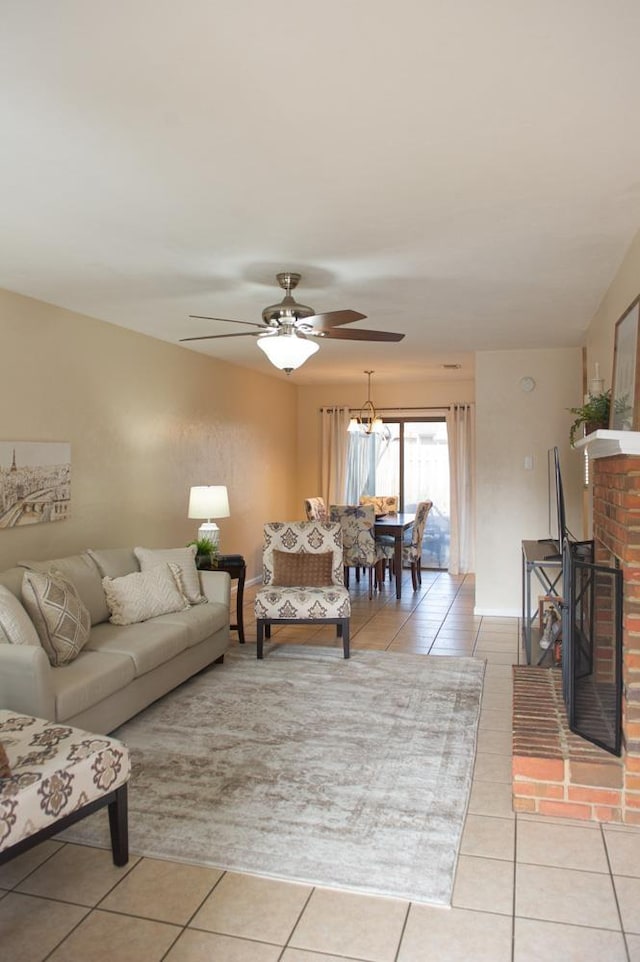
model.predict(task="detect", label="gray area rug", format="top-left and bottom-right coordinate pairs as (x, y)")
top-left (65, 646), bottom-right (485, 905)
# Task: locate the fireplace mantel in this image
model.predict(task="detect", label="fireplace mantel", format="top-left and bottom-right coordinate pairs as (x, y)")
top-left (574, 429), bottom-right (640, 459)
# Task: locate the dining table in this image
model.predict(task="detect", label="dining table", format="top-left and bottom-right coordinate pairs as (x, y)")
top-left (374, 512), bottom-right (415, 600)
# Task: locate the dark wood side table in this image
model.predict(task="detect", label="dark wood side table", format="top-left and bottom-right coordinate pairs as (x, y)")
top-left (199, 554), bottom-right (246, 644)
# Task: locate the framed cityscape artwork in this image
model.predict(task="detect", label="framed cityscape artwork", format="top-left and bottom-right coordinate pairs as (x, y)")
top-left (0, 441), bottom-right (71, 528)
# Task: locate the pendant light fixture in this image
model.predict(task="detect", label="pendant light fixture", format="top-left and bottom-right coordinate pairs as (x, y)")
top-left (347, 371), bottom-right (388, 436)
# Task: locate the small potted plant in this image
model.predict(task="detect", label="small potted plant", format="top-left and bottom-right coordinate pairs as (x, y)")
top-left (568, 389), bottom-right (611, 446)
top-left (188, 537), bottom-right (219, 569)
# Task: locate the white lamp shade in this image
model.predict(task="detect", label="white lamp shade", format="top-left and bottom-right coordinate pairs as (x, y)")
top-left (188, 485), bottom-right (230, 520)
top-left (256, 332), bottom-right (319, 373)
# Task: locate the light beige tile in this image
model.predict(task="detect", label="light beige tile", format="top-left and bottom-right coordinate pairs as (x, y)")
top-left (0, 839), bottom-right (63, 889)
top-left (191, 871), bottom-right (311, 943)
top-left (628, 933), bottom-right (640, 962)
top-left (513, 917), bottom-right (628, 961)
top-left (477, 729), bottom-right (512, 755)
top-left (604, 827), bottom-right (640, 876)
top-left (468, 781), bottom-right (516, 819)
top-left (48, 909), bottom-right (181, 962)
top-left (290, 888), bottom-right (407, 962)
top-left (101, 856), bottom-right (222, 924)
top-left (516, 863), bottom-right (620, 929)
top-left (613, 875), bottom-right (640, 933)
top-left (166, 929), bottom-right (282, 962)
top-left (517, 820), bottom-right (609, 873)
top-left (483, 650), bottom-right (518, 666)
top-left (476, 635), bottom-right (519, 651)
top-left (0, 892), bottom-right (88, 962)
top-left (452, 854), bottom-right (514, 915)
top-left (397, 904), bottom-right (512, 962)
top-left (461, 814), bottom-right (515, 860)
top-left (427, 647), bottom-right (472, 658)
top-left (481, 690), bottom-right (512, 711)
top-left (282, 951), bottom-right (362, 962)
top-left (479, 708), bottom-right (512, 731)
top-left (473, 752), bottom-right (513, 783)
top-left (17, 842), bottom-right (136, 906)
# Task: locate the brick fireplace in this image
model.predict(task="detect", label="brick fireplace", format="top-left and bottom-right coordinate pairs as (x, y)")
top-left (513, 435), bottom-right (640, 824)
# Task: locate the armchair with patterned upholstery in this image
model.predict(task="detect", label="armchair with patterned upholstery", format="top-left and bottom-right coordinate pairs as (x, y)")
top-left (303, 497), bottom-right (328, 522)
top-left (403, 500), bottom-right (433, 590)
top-left (329, 504), bottom-right (392, 600)
top-left (254, 521), bottom-right (351, 659)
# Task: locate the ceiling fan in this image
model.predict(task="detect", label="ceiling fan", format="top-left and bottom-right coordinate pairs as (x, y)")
top-left (180, 272), bottom-right (405, 374)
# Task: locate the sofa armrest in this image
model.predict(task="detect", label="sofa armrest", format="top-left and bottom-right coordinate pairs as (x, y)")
top-left (0, 645), bottom-right (55, 719)
top-left (199, 570), bottom-right (231, 608)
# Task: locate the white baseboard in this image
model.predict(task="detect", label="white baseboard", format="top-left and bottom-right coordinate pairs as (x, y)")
top-left (474, 607), bottom-right (521, 619)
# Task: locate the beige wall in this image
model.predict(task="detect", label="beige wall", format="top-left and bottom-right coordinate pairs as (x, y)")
top-left (0, 288), bottom-right (298, 580)
top-left (295, 378), bottom-right (475, 509)
top-left (475, 348), bottom-right (583, 615)
top-left (586, 227), bottom-right (640, 393)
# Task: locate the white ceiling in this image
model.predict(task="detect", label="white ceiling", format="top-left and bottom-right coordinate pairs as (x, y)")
top-left (2, 1), bottom-right (640, 384)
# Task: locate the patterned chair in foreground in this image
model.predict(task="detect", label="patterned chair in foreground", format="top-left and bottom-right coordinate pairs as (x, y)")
top-left (254, 522), bottom-right (351, 659)
top-left (403, 500), bottom-right (433, 590)
top-left (0, 711), bottom-right (130, 867)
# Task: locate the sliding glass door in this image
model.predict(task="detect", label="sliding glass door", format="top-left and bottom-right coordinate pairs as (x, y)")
top-left (355, 418), bottom-right (450, 569)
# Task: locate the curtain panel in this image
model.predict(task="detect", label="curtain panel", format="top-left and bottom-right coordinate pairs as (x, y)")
top-left (320, 407), bottom-right (350, 507)
top-left (447, 403), bottom-right (476, 575)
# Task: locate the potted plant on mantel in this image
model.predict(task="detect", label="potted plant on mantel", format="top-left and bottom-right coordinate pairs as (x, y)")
top-left (568, 389), bottom-right (611, 447)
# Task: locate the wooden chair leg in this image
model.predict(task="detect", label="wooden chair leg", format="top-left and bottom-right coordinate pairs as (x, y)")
top-left (411, 563), bottom-right (418, 591)
top-left (108, 784), bottom-right (129, 866)
top-left (341, 619), bottom-right (350, 659)
top-left (368, 567), bottom-right (374, 600)
top-left (257, 620), bottom-right (264, 659)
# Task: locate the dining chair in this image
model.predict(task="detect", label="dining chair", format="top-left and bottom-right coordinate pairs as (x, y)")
top-left (403, 500), bottom-right (433, 590)
top-left (254, 521), bottom-right (351, 658)
top-left (329, 504), bottom-right (392, 600)
top-left (303, 497), bottom-right (328, 522)
top-left (359, 495), bottom-right (399, 580)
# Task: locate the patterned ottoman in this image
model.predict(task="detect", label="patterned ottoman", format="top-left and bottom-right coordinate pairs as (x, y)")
top-left (0, 710), bottom-right (130, 866)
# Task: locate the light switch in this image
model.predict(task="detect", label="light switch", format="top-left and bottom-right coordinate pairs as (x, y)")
top-left (524, 455), bottom-right (533, 470)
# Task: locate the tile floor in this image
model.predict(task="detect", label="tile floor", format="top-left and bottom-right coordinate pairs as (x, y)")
top-left (2, 569), bottom-right (639, 961)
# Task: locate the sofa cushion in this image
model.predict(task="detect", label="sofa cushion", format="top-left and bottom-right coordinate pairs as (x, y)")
top-left (21, 570), bottom-right (92, 667)
top-left (87, 548), bottom-right (139, 580)
top-left (102, 564), bottom-right (188, 626)
top-left (134, 546), bottom-right (205, 605)
top-left (159, 601), bottom-right (229, 648)
top-left (0, 584), bottom-right (41, 646)
top-left (45, 650), bottom-right (136, 723)
top-left (87, 618), bottom-right (190, 675)
top-left (19, 553), bottom-right (110, 626)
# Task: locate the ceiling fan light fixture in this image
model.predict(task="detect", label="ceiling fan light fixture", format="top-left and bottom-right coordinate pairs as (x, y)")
top-left (256, 330), bottom-right (319, 374)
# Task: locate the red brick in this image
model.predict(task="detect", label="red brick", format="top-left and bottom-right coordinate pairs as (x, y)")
top-left (569, 760), bottom-right (623, 788)
top-left (513, 757), bottom-right (565, 781)
top-left (593, 807), bottom-right (622, 822)
top-left (538, 800), bottom-right (592, 820)
top-left (623, 810), bottom-right (640, 825)
top-left (513, 797), bottom-right (537, 813)
top-left (568, 786), bottom-right (622, 806)
top-left (513, 782), bottom-right (565, 800)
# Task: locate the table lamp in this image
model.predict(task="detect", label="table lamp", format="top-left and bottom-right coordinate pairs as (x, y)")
top-left (188, 485), bottom-right (230, 549)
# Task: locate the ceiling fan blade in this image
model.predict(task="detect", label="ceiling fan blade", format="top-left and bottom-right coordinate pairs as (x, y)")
top-left (179, 331), bottom-right (260, 342)
top-left (189, 314), bottom-right (265, 329)
top-left (306, 309), bottom-right (367, 329)
top-left (322, 327), bottom-right (405, 342)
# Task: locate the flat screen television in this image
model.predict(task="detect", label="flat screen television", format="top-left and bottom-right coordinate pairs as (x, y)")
top-left (545, 445), bottom-right (567, 559)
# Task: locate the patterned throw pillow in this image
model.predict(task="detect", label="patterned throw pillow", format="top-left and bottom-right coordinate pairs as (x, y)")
top-left (103, 563), bottom-right (188, 626)
top-left (21, 570), bottom-right (91, 667)
top-left (272, 550), bottom-right (334, 587)
top-left (0, 740), bottom-right (10, 777)
top-left (134, 546), bottom-right (206, 605)
top-left (0, 584), bottom-right (41, 646)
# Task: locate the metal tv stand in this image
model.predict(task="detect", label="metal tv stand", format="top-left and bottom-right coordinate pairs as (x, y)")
top-left (521, 540), bottom-right (563, 665)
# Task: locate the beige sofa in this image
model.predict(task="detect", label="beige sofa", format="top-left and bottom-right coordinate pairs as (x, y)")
top-left (0, 547), bottom-right (230, 734)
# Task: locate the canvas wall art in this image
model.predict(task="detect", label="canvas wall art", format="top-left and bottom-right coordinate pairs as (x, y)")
top-left (0, 442), bottom-right (71, 528)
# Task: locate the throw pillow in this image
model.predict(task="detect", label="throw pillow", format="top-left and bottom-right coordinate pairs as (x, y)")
top-left (0, 741), bottom-right (10, 778)
top-left (134, 546), bottom-right (206, 605)
top-left (272, 550), bottom-right (334, 587)
top-left (21, 570), bottom-right (91, 667)
top-left (0, 584), bottom-right (41, 646)
top-left (103, 563), bottom-right (188, 626)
